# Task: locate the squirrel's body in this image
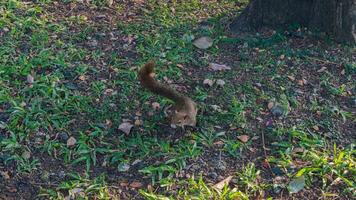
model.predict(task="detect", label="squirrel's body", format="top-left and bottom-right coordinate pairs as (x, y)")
top-left (139, 62), bottom-right (197, 127)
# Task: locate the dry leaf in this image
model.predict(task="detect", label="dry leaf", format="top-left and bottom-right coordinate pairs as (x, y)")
top-left (237, 135), bottom-right (250, 143)
top-left (292, 147), bottom-right (304, 153)
top-left (135, 111), bottom-right (142, 116)
top-left (216, 79), bottom-right (225, 87)
top-left (151, 102), bottom-right (160, 110)
top-left (213, 176), bottom-right (233, 190)
top-left (203, 79), bottom-right (214, 87)
top-left (317, 67), bottom-right (327, 73)
top-left (67, 137), bottom-right (77, 147)
top-left (312, 125), bottom-right (319, 131)
top-left (119, 122), bottom-right (134, 134)
top-left (267, 102), bottom-right (274, 110)
top-left (176, 64), bottom-right (184, 69)
top-left (297, 80), bottom-right (304, 86)
top-left (130, 181), bottom-right (143, 188)
top-left (280, 54), bottom-right (285, 60)
top-left (0, 171), bottom-right (10, 180)
top-left (193, 36), bottom-right (213, 49)
top-left (287, 75), bottom-right (295, 81)
top-left (209, 63), bottom-right (231, 71)
top-left (78, 75), bottom-right (86, 81)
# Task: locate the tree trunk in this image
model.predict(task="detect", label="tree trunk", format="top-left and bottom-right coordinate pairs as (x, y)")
top-left (230, 0), bottom-right (356, 43)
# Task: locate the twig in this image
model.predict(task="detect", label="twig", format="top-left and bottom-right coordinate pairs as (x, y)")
top-left (304, 56), bottom-right (338, 65)
top-left (261, 130), bottom-right (273, 174)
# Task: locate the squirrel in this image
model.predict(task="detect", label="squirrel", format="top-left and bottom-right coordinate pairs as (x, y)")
top-left (138, 62), bottom-right (197, 127)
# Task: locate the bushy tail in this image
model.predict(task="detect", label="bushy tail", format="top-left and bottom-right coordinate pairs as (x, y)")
top-left (138, 62), bottom-right (184, 102)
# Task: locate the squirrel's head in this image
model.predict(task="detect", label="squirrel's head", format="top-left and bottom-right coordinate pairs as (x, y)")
top-left (170, 99), bottom-right (197, 127)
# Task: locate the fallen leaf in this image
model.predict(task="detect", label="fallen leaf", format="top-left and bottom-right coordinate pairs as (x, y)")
top-left (213, 176), bottom-right (233, 190)
top-left (267, 102), bottom-right (274, 110)
top-left (292, 147), bottom-right (304, 154)
top-left (287, 75), bottom-right (295, 81)
top-left (120, 182), bottom-right (129, 187)
top-left (176, 64), bottom-right (184, 69)
top-left (297, 80), bottom-right (304, 86)
top-left (67, 137), bottom-right (77, 147)
top-left (193, 36), bottom-right (213, 49)
top-left (6, 186), bottom-right (17, 193)
top-left (203, 79), bottom-right (214, 87)
top-left (317, 67), bottom-right (327, 73)
top-left (27, 74), bottom-right (34, 84)
top-left (104, 89), bottom-right (114, 95)
top-left (209, 63), bottom-right (231, 71)
top-left (78, 75), bottom-right (86, 81)
top-left (288, 175), bottom-right (306, 194)
top-left (279, 54), bottom-right (285, 60)
top-left (151, 102), bottom-right (160, 110)
top-left (312, 125), bottom-right (319, 131)
top-left (130, 181), bottom-right (143, 188)
top-left (216, 79), bottom-right (225, 87)
top-left (0, 171), bottom-right (10, 180)
top-left (237, 135), bottom-right (250, 143)
top-left (118, 122), bottom-right (133, 134)
top-left (135, 111), bottom-right (142, 116)
top-left (341, 69), bottom-right (345, 75)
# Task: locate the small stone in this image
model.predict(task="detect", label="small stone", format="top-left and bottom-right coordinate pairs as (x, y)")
top-left (27, 74), bottom-right (34, 84)
top-left (118, 163), bottom-right (130, 172)
top-left (22, 151), bottom-right (31, 159)
top-left (67, 136), bottom-right (77, 147)
top-left (58, 132), bottom-right (69, 142)
top-left (216, 79), bottom-right (225, 87)
top-left (193, 36), bottom-right (213, 49)
top-left (208, 172), bottom-right (218, 180)
top-left (58, 171), bottom-right (66, 179)
top-left (271, 105), bottom-right (284, 117)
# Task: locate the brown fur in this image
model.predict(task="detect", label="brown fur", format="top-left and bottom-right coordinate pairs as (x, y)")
top-left (138, 62), bottom-right (197, 127)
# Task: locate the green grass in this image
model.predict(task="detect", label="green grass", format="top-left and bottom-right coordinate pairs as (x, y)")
top-left (0, 0), bottom-right (355, 199)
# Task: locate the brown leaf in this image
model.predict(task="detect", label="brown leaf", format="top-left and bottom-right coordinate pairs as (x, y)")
top-left (287, 75), bottom-right (295, 81)
top-left (67, 137), bottom-right (77, 147)
top-left (118, 122), bottom-right (134, 134)
top-left (130, 181), bottom-right (143, 188)
top-left (209, 63), bottom-right (231, 71)
top-left (213, 176), bottom-right (233, 190)
top-left (237, 135), bottom-right (250, 143)
top-left (176, 64), bottom-right (184, 69)
top-left (312, 125), bottom-right (319, 131)
top-left (78, 75), bottom-right (86, 81)
top-left (267, 102), bottom-right (274, 110)
top-left (0, 171), bottom-right (10, 180)
top-left (203, 79), bottom-right (214, 87)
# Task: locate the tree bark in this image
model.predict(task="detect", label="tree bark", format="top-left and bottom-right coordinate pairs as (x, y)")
top-left (230, 0), bottom-right (356, 43)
